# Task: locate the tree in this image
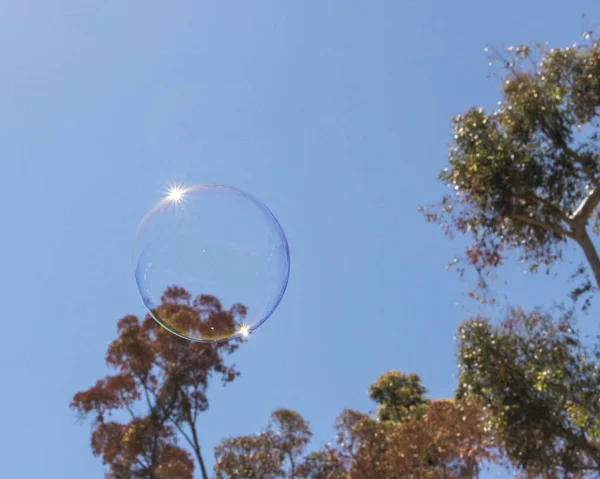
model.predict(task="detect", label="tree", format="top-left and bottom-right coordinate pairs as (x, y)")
top-left (334, 408), bottom-right (393, 478)
top-left (295, 446), bottom-right (346, 479)
top-left (336, 373), bottom-right (496, 478)
top-left (382, 398), bottom-right (494, 478)
top-left (213, 409), bottom-right (311, 479)
top-left (268, 409), bottom-right (313, 477)
top-left (71, 286), bottom-right (246, 479)
top-left (417, 27), bottom-right (600, 478)
top-left (421, 33), bottom-right (600, 303)
top-left (457, 308), bottom-right (600, 477)
top-left (213, 432), bottom-right (285, 479)
top-left (369, 371), bottom-right (428, 423)
top-left (213, 373), bottom-right (496, 479)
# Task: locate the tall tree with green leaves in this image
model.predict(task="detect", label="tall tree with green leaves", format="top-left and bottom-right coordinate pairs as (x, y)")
top-left (457, 308), bottom-right (600, 477)
top-left (422, 32), bottom-right (600, 302)
top-left (418, 27), bottom-right (600, 477)
top-left (71, 287), bottom-right (246, 479)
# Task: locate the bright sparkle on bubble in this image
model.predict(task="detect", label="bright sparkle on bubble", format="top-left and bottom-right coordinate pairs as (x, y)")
top-left (165, 184), bottom-right (186, 204)
top-left (239, 325), bottom-right (250, 337)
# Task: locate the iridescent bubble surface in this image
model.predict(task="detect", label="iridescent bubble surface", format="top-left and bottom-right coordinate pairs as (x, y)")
top-left (133, 184), bottom-right (290, 342)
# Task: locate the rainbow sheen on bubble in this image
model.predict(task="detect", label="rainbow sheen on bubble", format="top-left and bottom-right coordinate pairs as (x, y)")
top-left (133, 184), bottom-right (290, 342)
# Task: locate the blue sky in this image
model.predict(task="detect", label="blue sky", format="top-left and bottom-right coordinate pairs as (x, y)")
top-left (2, 1), bottom-right (600, 478)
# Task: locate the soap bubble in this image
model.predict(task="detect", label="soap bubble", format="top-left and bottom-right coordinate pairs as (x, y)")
top-left (133, 184), bottom-right (290, 342)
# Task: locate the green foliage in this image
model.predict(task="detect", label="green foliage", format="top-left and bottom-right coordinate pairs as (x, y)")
top-left (422, 34), bottom-right (600, 299)
top-left (457, 308), bottom-right (600, 477)
top-left (416, 28), bottom-right (600, 478)
top-left (369, 371), bottom-right (429, 423)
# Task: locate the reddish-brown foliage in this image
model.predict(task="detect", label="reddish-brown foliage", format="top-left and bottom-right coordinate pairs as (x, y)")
top-left (71, 288), bottom-right (247, 479)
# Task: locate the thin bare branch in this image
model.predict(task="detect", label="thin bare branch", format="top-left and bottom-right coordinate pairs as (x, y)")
top-left (125, 404), bottom-right (137, 420)
top-left (171, 420), bottom-right (196, 452)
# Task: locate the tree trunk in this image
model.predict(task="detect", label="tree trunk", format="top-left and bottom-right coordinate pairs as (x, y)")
top-left (289, 452), bottom-right (296, 478)
top-left (574, 227), bottom-right (600, 289)
top-left (189, 421), bottom-right (209, 479)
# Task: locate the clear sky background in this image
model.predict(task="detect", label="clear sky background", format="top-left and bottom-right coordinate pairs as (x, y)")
top-left (2, 1), bottom-right (600, 478)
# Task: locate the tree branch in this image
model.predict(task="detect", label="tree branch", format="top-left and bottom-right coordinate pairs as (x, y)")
top-left (171, 420), bottom-right (196, 453)
top-left (573, 227), bottom-right (600, 290)
top-left (511, 213), bottom-right (575, 239)
top-left (135, 457), bottom-right (151, 475)
top-left (525, 194), bottom-right (572, 224)
top-left (538, 118), bottom-right (599, 186)
top-left (142, 382), bottom-right (155, 412)
top-left (188, 419), bottom-right (210, 479)
top-left (570, 186), bottom-right (600, 227)
top-left (125, 404), bottom-right (137, 420)
top-left (288, 451), bottom-right (296, 478)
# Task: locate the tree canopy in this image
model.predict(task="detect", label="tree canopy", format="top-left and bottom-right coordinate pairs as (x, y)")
top-left (422, 31), bottom-right (600, 477)
top-left (213, 409), bottom-right (312, 479)
top-left (213, 372), bottom-right (497, 479)
top-left (71, 287), bottom-right (246, 479)
top-left (421, 35), bottom-right (600, 303)
top-left (457, 308), bottom-right (600, 477)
